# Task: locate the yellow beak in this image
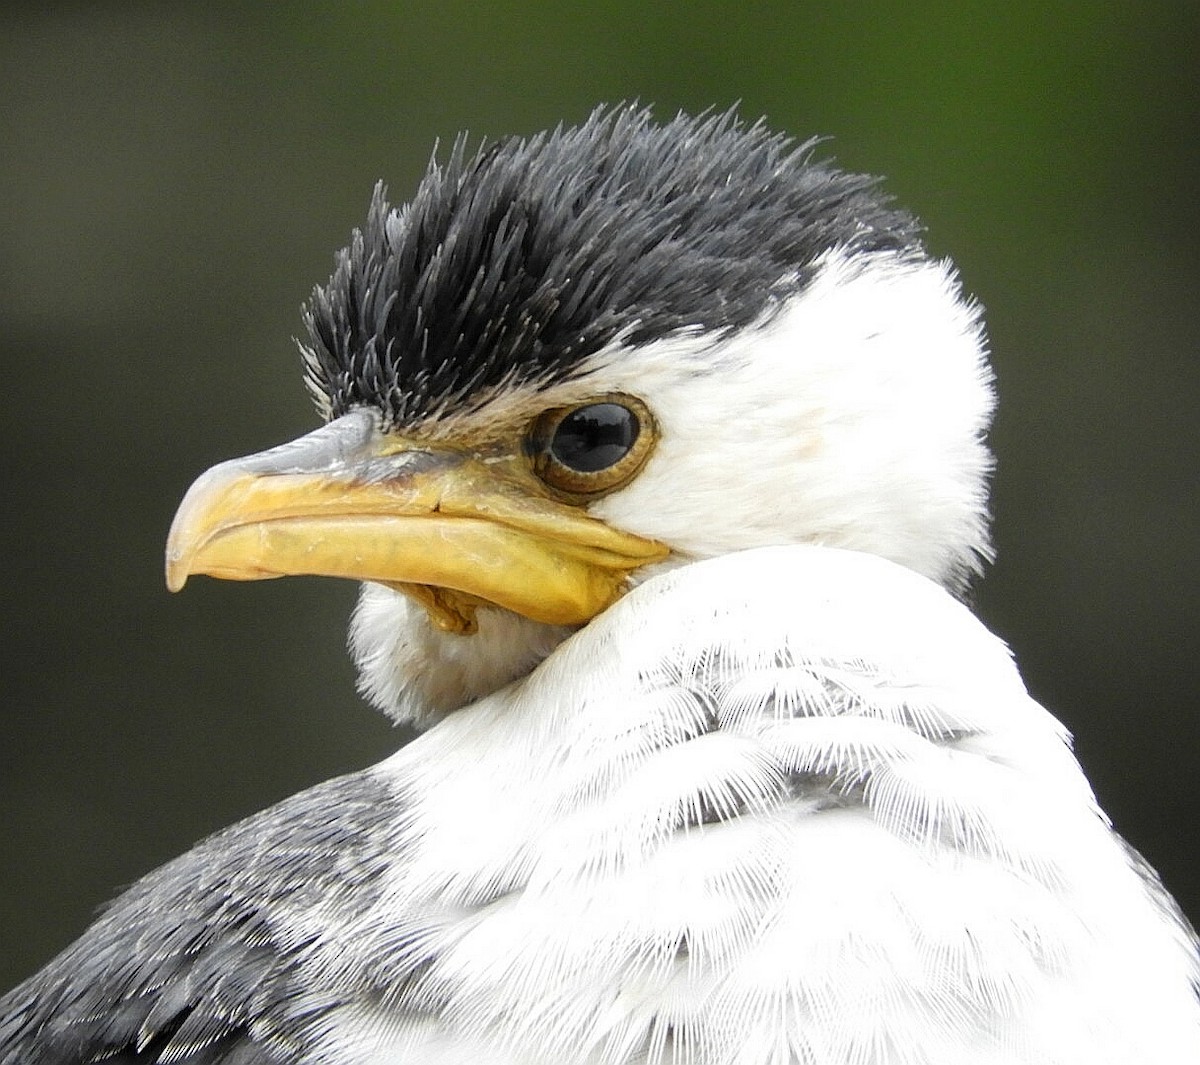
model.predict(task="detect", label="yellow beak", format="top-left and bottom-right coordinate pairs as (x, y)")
top-left (165, 411), bottom-right (667, 633)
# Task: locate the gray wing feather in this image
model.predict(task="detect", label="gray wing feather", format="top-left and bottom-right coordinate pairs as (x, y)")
top-left (0, 769), bottom-right (399, 1065)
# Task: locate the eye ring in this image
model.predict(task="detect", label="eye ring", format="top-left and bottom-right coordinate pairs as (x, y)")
top-left (529, 394), bottom-right (657, 499)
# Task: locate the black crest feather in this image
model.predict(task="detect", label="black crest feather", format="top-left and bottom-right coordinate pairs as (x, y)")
top-left (300, 104), bottom-right (923, 425)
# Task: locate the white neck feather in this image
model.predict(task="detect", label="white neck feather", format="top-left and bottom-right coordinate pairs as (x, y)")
top-left (321, 548), bottom-right (1200, 1064)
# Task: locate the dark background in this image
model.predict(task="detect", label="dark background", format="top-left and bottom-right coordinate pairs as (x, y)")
top-left (2, 3), bottom-right (1197, 988)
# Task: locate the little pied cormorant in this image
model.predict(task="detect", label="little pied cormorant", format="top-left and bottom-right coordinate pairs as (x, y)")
top-left (1, 105), bottom-right (1197, 1064)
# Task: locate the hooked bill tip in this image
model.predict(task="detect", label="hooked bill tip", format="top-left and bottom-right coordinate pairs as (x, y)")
top-left (165, 563), bottom-right (188, 593)
top-left (164, 546), bottom-right (193, 593)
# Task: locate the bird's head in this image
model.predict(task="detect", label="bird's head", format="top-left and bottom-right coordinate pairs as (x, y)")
top-left (166, 106), bottom-right (994, 726)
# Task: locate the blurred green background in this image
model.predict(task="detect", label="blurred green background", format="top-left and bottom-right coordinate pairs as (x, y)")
top-left (2, 2), bottom-right (1197, 988)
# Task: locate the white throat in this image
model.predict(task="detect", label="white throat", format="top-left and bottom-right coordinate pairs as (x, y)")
top-left (350, 584), bottom-right (573, 725)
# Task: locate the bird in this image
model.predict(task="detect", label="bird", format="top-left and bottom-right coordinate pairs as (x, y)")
top-left (1, 104), bottom-right (1197, 1064)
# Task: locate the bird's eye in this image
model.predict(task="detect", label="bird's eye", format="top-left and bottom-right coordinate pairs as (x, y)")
top-left (530, 396), bottom-right (656, 498)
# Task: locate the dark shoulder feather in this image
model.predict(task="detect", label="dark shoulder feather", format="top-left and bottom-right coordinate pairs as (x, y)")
top-left (0, 769), bottom-right (398, 1065)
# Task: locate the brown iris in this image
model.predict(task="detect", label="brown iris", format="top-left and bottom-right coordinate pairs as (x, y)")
top-left (530, 395), bottom-right (657, 499)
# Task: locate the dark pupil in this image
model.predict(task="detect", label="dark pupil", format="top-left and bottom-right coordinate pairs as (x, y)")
top-left (550, 403), bottom-right (639, 473)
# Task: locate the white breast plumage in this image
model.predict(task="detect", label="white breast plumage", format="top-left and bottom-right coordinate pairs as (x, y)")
top-left (310, 547), bottom-right (1200, 1065)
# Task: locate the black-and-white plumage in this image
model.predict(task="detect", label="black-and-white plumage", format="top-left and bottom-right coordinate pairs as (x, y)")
top-left (2, 105), bottom-right (1197, 1065)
